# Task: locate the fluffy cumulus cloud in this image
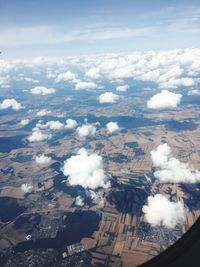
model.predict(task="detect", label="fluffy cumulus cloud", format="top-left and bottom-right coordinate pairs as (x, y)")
top-left (30, 86), bottom-right (56, 95)
top-left (99, 92), bottom-right (119, 103)
top-left (28, 119), bottom-right (67, 142)
top-left (147, 90), bottom-right (182, 109)
top-left (0, 48), bottom-right (199, 91)
top-left (37, 109), bottom-right (51, 116)
top-left (62, 148), bottom-right (110, 190)
top-left (83, 49), bottom-right (198, 89)
top-left (35, 120), bottom-right (65, 130)
top-left (65, 118), bottom-right (77, 129)
top-left (75, 81), bottom-right (97, 90)
top-left (159, 77), bottom-right (195, 89)
top-left (28, 130), bottom-right (52, 142)
top-left (76, 123), bottom-right (96, 138)
top-left (75, 196), bottom-right (84, 207)
top-left (20, 119), bottom-right (30, 126)
top-left (56, 70), bottom-right (76, 82)
top-left (35, 154), bottom-right (52, 165)
top-left (151, 143), bottom-right (200, 183)
top-left (0, 98), bottom-right (23, 111)
top-left (116, 85), bottom-right (129, 92)
top-left (85, 67), bottom-right (100, 79)
top-left (106, 122), bottom-right (120, 134)
top-left (44, 120), bottom-right (65, 130)
top-left (142, 194), bottom-right (185, 228)
top-left (21, 183), bottom-right (33, 193)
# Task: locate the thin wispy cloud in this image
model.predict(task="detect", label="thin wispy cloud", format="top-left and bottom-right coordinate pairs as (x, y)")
top-left (0, 0), bottom-right (199, 57)
top-left (0, 25), bottom-right (152, 46)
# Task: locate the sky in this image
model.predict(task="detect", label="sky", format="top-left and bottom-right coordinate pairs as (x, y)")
top-left (0, 0), bottom-right (200, 58)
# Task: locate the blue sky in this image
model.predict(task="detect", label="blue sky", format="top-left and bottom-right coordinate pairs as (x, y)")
top-left (0, 0), bottom-right (200, 58)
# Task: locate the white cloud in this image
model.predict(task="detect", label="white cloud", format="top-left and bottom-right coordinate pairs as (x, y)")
top-left (20, 119), bottom-right (30, 126)
top-left (46, 71), bottom-right (56, 79)
top-left (188, 89), bottom-right (200, 96)
top-left (56, 70), bottom-right (76, 82)
top-left (112, 66), bottom-right (133, 80)
top-left (106, 122), bottom-right (120, 134)
top-left (17, 76), bottom-right (39, 84)
top-left (28, 130), bottom-right (52, 142)
top-left (88, 190), bottom-right (105, 208)
top-left (147, 90), bottom-right (182, 109)
top-left (37, 109), bottom-right (51, 116)
top-left (116, 85), bottom-right (129, 92)
top-left (35, 154), bottom-right (52, 165)
top-left (75, 81), bottom-right (97, 90)
top-left (0, 98), bottom-right (23, 111)
top-left (75, 196), bottom-right (84, 207)
top-left (30, 86), bottom-right (56, 95)
top-left (0, 25), bottom-right (150, 46)
top-left (0, 75), bottom-right (10, 88)
top-left (21, 183), bottom-right (33, 193)
top-left (151, 143), bottom-right (200, 183)
top-left (1, 49), bottom-right (199, 103)
top-left (25, 77), bottom-right (39, 83)
top-left (139, 70), bottom-right (161, 82)
top-left (44, 120), bottom-right (65, 130)
top-left (85, 67), bottom-right (100, 79)
top-left (76, 123), bottom-right (96, 138)
top-left (62, 148), bottom-right (110, 190)
top-left (36, 120), bottom-right (65, 130)
top-left (99, 92), bottom-right (119, 103)
top-left (142, 194), bottom-right (185, 228)
top-left (65, 118), bottom-right (77, 129)
top-left (96, 49), bottom-right (198, 89)
top-left (158, 66), bottom-right (183, 82)
top-left (159, 77), bottom-right (195, 89)
top-left (151, 143), bottom-right (171, 168)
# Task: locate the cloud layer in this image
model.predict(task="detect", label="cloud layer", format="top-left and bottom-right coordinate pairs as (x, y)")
top-left (1, 49), bottom-right (199, 92)
top-left (85, 67), bottom-right (100, 79)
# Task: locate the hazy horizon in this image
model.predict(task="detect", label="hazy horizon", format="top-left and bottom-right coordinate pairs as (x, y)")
top-left (0, 0), bottom-right (200, 58)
